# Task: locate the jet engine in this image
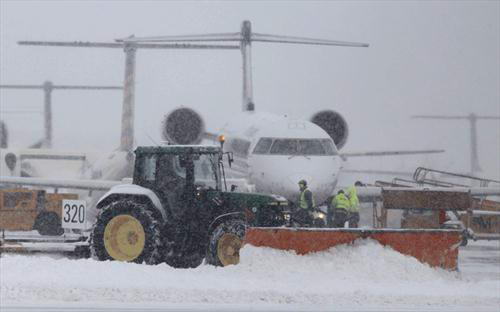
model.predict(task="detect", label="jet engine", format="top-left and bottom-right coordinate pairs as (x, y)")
top-left (0, 120), bottom-right (8, 148)
top-left (310, 110), bottom-right (349, 150)
top-left (162, 107), bottom-right (205, 145)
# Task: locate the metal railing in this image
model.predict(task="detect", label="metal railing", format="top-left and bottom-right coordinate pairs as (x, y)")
top-left (413, 167), bottom-right (500, 188)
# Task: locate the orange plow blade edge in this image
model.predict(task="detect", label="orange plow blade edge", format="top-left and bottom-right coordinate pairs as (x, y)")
top-left (244, 228), bottom-right (462, 270)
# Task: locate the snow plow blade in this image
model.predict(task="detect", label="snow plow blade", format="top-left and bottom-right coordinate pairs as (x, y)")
top-left (244, 228), bottom-right (462, 270)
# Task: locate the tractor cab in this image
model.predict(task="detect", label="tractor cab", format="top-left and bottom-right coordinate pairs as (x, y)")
top-left (133, 145), bottom-right (225, 219)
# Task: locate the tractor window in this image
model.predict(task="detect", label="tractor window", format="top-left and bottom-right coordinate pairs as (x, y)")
top-left (173, 156), bottom-right (187, 179)
top-left (174, 154), bottom-right (220, 189)
top-left (196, 154), bottom-right (220, 189)
top-left (142, 154), bottom-right (157, 181)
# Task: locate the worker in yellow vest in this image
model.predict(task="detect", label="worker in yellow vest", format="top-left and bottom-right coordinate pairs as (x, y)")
top-left (331, 189), bottom-right (350, 228)
top-left (295, 179), bottom-right (315, 226)
top-left (346, 181), bottom-right (363, 228)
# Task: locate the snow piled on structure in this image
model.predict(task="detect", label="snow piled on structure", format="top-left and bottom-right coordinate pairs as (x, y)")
top-left (1, 240), bottom-right (499, 309)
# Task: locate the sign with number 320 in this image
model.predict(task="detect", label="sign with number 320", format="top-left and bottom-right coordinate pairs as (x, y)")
top-left (62, 200), bottom-right (87, 229)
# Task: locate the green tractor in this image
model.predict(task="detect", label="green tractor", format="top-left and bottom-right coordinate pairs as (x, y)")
top-left (90, 145), bottom-right (288, 268)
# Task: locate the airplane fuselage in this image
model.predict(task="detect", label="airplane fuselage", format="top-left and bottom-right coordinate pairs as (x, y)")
top-left (218, 111), bottom-right (343, 205)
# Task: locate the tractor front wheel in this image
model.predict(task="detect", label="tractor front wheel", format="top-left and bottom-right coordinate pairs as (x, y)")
top-left (206, 219), bottom-right (246, 266)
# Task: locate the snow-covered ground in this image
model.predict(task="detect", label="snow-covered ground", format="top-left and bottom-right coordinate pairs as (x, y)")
top-left (1, 239), bottom-right (499, 311)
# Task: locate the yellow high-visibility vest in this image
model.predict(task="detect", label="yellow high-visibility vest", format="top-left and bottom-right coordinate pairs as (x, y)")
top-left (346, 186), bottom-right (360, 213)
top-left (299, 189), bottom-right (315, 209)
top-left (331, 193), bottom-right (350, 211)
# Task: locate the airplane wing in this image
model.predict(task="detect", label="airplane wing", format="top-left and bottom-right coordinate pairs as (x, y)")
top-left (340, 149), bottom-right (445, 159)
top-left (0, 176), bottom-right (121, 191)
top-left (355, 186), bottom-right (500, 202)
top-left (1, 148), bottom-right (96, 178)
top-left (340, 169), bottom-right (413, 177)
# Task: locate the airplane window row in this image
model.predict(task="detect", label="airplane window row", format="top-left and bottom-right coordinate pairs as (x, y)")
top-left (253, 138), bottom-right (337, 156)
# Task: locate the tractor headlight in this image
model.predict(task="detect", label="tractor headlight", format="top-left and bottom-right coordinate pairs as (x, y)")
top-left (283, 212), bottom-right (291, 221)
top-left (314, 211), bottom-right (326, 219)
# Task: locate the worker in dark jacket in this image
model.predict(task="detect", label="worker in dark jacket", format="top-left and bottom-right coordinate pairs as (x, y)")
top-left (295, 179), bottom-right (315, 226)
top-left (298, 179), bottom-right (315, 210)
top-left (331, 190), bottom-right (350, 228)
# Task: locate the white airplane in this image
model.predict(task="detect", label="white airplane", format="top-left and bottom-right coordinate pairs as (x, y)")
top-left (161, 107), bottom-right (446, 205)
top-left (127, 21), bottom-right (445, 204)
top-left (1, 21), bottom-right (476, 213)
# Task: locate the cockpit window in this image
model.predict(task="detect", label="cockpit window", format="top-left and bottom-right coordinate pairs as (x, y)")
top-left (297, 139), bottom-right (327, 155)
top-left (253, 138), bottom-right (273, 154)
top-left (253, 137), bottom-right (337, 156)
top-left (321, 139), bottom-right (336, 155)
top-left (227, 138), bottom-right (251, 157)
top-left (270, 139), bottom-right (298, 155)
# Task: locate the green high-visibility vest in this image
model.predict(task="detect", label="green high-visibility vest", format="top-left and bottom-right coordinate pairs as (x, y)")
top-left (299, 189), bottom-right (315, 209)
top-left (332, 193), bottom-right (350, 211)
top-left (346, 186), bottom-right (360, 213)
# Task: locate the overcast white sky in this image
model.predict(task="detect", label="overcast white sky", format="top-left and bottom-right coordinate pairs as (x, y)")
top-left (0, 1), bottom-right (499, 179)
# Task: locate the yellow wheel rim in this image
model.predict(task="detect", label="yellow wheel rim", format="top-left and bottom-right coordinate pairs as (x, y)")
top-left (217, 233), bottom-right (242, 266)
top-left (104, 214), bottom-right (145, 262)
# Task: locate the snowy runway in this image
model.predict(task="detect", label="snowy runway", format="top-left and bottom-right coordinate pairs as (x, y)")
top-left (1, 239), bottom-right (499, 311)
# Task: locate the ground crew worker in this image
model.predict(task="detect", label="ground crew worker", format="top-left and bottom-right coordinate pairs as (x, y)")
top-left (346, 181), bottom-right (363, 228)
top-left (296, 179), bottom-right (315, 226)
top-left (331, 189), bottom-right (350, 228)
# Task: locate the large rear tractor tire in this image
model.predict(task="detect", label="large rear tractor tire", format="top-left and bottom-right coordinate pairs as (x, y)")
top-left (206, 219), bottom-right (246, 266)
top-left (33, 212), bottom-right (64, 236)
top-left (90, 200), bottom-right (162, 265)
